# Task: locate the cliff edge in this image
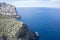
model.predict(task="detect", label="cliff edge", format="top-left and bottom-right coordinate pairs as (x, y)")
top-left (0, 2), bottom-right (20, 18)
top-left (0, 3), bottom-right (33, 40)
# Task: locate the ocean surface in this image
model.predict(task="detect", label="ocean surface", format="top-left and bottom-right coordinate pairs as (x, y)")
top-left (17, 7), bottom-right (60, 40)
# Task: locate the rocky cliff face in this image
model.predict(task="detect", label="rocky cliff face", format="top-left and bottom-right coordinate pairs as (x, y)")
top-left (0, 3), bottom-right (33, 40)
top-left (0, 2), bottom-right (20, 18)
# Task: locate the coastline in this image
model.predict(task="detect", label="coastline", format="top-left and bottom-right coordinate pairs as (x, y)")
top-left (0, 2), bottom-right (33, 40)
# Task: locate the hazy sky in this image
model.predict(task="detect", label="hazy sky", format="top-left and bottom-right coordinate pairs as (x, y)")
top-left (0, 0), bottom-right (60, 8)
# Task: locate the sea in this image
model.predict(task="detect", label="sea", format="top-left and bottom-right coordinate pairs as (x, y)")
top-left (17, 7), bottom-right (60, 40)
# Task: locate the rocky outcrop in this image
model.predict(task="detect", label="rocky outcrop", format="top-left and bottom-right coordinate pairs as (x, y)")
top-left (0, 2), bottom-right (20, 18)
top-left (0, 15), bottom-right (33, 40)
top-left (0, 2), bottom-right (34, 40)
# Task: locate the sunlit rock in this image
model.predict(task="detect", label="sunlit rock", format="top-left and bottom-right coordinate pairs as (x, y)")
top-left (0, 2), bottom-right (20, 18)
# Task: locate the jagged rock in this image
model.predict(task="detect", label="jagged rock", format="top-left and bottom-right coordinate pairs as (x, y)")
top-left (0, 2), bottom-right (33, 40)
top-left (34, 32), bottom-right (39, 38)
top-left (0, 2), bottom-right (20, 18)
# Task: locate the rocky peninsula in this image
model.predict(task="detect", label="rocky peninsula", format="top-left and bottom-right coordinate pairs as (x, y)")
top-left (0, 2), bottom-right (34, 40)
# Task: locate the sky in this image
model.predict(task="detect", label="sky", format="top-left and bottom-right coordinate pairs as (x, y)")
top-left (0, 0), bottom-right (60, 8)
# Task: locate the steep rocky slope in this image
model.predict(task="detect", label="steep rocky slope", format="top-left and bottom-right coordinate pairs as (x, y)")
top-left (0, 15), bottom-right (33, 40)
top-left (0, 2), bottom-right (20, 18)
top-left (0, 3), bottom-right (33, 40)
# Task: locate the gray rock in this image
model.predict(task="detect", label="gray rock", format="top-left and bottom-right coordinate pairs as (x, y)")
top-left (0, 2), bottom-right (34, 40)
top-left (34, 32), bottom-right (39, 38)
top-left (0, 2), bottom-right (20, 18)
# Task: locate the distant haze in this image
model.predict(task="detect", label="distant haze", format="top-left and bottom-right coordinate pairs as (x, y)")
top-left (0, 0), bottom-right (60, 8)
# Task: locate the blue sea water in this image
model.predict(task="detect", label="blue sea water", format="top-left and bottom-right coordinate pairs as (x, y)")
top-left (17, 7), bottom-right (60, 40)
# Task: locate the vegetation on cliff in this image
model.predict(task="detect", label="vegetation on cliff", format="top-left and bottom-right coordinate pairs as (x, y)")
top-left (0, 3), bottom-right (33, 40)
top-left (0, 15), bottom-right (23, 37)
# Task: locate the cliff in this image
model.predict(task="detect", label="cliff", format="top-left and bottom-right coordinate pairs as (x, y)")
top-left (0, 3), bottom-right (33, 40)
top-left (0, 2), bottom-right (20, 18)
